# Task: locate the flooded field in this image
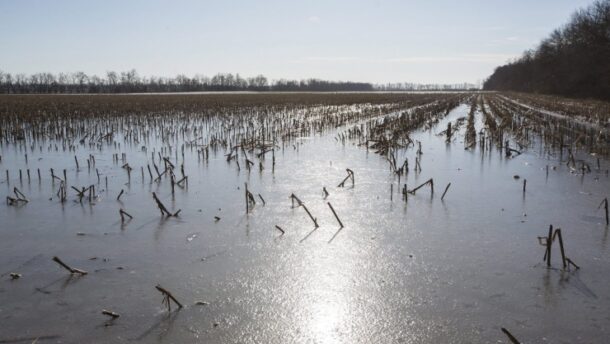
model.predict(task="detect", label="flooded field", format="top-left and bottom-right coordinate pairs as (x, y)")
top-left (1, 92), bottom-right (609, 343)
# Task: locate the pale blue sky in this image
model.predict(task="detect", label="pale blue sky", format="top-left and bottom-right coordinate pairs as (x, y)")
top-left (0, 0), bottom-right (597, 84)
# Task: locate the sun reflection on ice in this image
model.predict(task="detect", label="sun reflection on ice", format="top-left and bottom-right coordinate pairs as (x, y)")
top-left (308, 299), bottom-right (344, 344)
top-left (285, 238), bottom-right (359, 344)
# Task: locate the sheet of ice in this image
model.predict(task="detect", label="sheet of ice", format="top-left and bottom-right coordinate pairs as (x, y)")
top-left (0, 104), bottom-right (609, 343)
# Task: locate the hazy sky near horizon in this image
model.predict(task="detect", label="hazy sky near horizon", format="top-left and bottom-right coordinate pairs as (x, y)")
top-left (0, 0), bottom-right (598, 84)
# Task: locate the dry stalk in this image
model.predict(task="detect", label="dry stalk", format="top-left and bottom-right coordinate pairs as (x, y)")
top-left (598, 198), bottom-right (609, 225)
top-left (501, 327), bottom-right (521, 344)
top-left (337, 169), bottom-right (354, 187)
top-left (102, 310), bottom-right (120, 318)
top-left (52, 256), bottom-right (87, 275)
top-left (119, 209), bottom-right (133, 222)
top-left (327, 202), bottom-right (344, 228)
top-left (407, 178), bottom-right (434, 195)
top-left (155, 284), bottom-right (183, 311)
top-left (538, 225), bottom-right (579, 271)
top-left (441, 183), bottom-right (451, 201)
top-left (152, 192), bottom-right (181, 217)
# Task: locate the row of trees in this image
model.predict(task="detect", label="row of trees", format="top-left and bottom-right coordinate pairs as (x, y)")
top-left (0, 70), bottom-right (374, 93)
top-left (0, 70), bottom-right (482, 94)
top-left (483, 0), bottom-right (610, 100)
top-left (376, 82), bottom-right (480, 91)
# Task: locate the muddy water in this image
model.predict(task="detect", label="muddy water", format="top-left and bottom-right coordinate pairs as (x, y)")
top-left (1, 104), bottom-right (609, 343)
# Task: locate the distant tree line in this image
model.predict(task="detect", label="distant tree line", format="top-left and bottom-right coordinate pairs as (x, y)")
top-left (375, 82), bottom-right (480, 91)
top-left (0, 69), bottom-right (482, 94)
top-left (0, 70), bottom-right (374, 93)
top-left (484, 0), bottom-right (610, 100)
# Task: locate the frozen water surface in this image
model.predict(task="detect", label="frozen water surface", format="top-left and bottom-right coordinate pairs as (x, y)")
top-left (0, 98), bottom-right (609, 343)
